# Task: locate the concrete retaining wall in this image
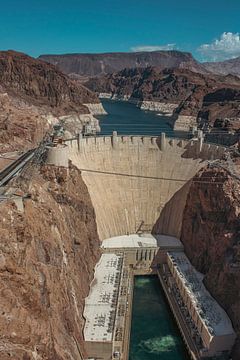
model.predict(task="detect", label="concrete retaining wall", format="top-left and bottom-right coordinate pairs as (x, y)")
top-left (46, 145), bottom-right (69, 168)
top-left (68, 135), bottom-right (227, 241)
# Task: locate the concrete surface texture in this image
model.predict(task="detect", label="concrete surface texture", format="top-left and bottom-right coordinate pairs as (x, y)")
top-left (68, 135), bottom-right (227, 241)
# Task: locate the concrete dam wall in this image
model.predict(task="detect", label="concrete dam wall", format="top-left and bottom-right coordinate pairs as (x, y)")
top-left (68, 134), bottom-right (227, 241)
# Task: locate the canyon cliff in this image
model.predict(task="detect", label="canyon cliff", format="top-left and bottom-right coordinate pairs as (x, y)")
top-left (0, 51), bottom-right (102, 152)
top-left (181, 165), bottom-right (240, 359)
top-left (0, 163), bottom-right (100, 359)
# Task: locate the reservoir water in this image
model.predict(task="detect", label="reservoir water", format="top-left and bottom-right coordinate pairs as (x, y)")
top-left (97, 99), bottom-right (188, 138)
top-left (129, 276), bottom-right (189, 360)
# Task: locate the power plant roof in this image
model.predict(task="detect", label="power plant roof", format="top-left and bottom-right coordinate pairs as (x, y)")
top-left (83, 253), bottom-right (123, 342)
top-left (168, 252), bottom-right (235, 337)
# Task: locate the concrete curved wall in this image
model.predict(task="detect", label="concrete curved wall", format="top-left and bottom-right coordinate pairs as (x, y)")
top-left (68, 135), bottom-right (227, 241)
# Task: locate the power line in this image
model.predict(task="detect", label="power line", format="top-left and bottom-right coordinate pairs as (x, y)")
top-left (78, 167), bottom-right (233, 185)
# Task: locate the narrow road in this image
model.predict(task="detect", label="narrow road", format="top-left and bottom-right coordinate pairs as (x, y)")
top-left (0, 149), bottom-right (35, 187)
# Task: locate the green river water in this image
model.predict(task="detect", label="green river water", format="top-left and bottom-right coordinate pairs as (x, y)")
top-left (129, 276), bottom-right (189, 360)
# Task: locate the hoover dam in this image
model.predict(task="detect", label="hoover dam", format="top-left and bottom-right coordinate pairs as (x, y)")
top-left (52, 132), bottom-right (237, 360)
top-left (67, 133), bottom-right (227, 241)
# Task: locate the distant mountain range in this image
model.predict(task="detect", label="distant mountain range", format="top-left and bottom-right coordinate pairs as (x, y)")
top-left (39, 50), bottom-right (240, 78)
top-left (203, 56), bottom-right (240, 77)
top-left (39, 50), bottom-right (207, 78)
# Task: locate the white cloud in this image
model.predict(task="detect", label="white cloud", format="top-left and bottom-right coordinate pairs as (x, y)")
top-left (131, 44), bottom-right (176, 52)
top-left (198, 32), bottom-right (240, 62)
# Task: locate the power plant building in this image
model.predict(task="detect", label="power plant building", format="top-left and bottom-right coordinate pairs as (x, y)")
top-left (166, 252), bottom-right (236, 358)
top-left (83, 253), bottom-right (128, 360)
top-left (101, 234), bottom-right (183, 268)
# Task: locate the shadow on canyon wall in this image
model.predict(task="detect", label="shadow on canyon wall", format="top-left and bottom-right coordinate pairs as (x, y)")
top-left (152, 180), bottom-right (192, 238)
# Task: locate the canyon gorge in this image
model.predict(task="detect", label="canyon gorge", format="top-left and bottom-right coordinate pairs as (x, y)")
top-left (0, 49), bottom-right (240, 359)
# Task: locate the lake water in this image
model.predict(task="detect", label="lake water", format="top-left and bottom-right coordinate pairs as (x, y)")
top-left (129, 276), bottom-right (189, 360)
top-left (96, 99), bottom-right (188, 138)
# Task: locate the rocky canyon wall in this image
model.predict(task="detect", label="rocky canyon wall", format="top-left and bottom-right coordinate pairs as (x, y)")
top-left (181, 166), bottom-right (240, 359)
top-left (0, 163), bottom-right (100, 359)
top-left (0, 51), bottom-right (104, 152)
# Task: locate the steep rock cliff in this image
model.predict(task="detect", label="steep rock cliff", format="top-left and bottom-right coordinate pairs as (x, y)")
top-left (181, 165), bottom-right (240, 359)
top-left (0, 163), bottom-right (100, 359)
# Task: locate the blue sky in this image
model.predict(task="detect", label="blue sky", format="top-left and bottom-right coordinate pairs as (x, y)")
top-left (0, 0), bottom-right (240, 61)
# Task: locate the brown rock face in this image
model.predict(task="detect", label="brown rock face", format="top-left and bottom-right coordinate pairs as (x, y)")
top-left (181, 166), bottom-right (240, 359)
top-left (0, 163), bottom-right (100, 359)
top-left (86, 67), bottom-right (208, 102)
top-left (0, 51), bottom-right (100, 152)
top-left (39, 50), bottom-right (206, 78)
top-left (0, 90), bottom-right (48, 152)
top-left (0, 51), bottom-right (99, 114)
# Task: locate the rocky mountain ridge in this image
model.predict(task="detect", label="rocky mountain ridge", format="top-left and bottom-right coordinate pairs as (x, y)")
top-left (0, 51), bottom-right (99, 114)
top-left (204, 56), bottom-right (240, 77)
top-left (39, 50), bottom-right (207, 78)
top-left (39, 50), bottom-right (240, 79)
top-left (0, 51), bottom-right (103, 152)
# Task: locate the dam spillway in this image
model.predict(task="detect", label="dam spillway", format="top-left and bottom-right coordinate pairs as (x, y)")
top-left (68, 133), bottom-right (227, 241)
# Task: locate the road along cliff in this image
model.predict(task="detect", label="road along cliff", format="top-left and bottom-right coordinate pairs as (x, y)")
top-left (0, 163), bottom-right (100, 359)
